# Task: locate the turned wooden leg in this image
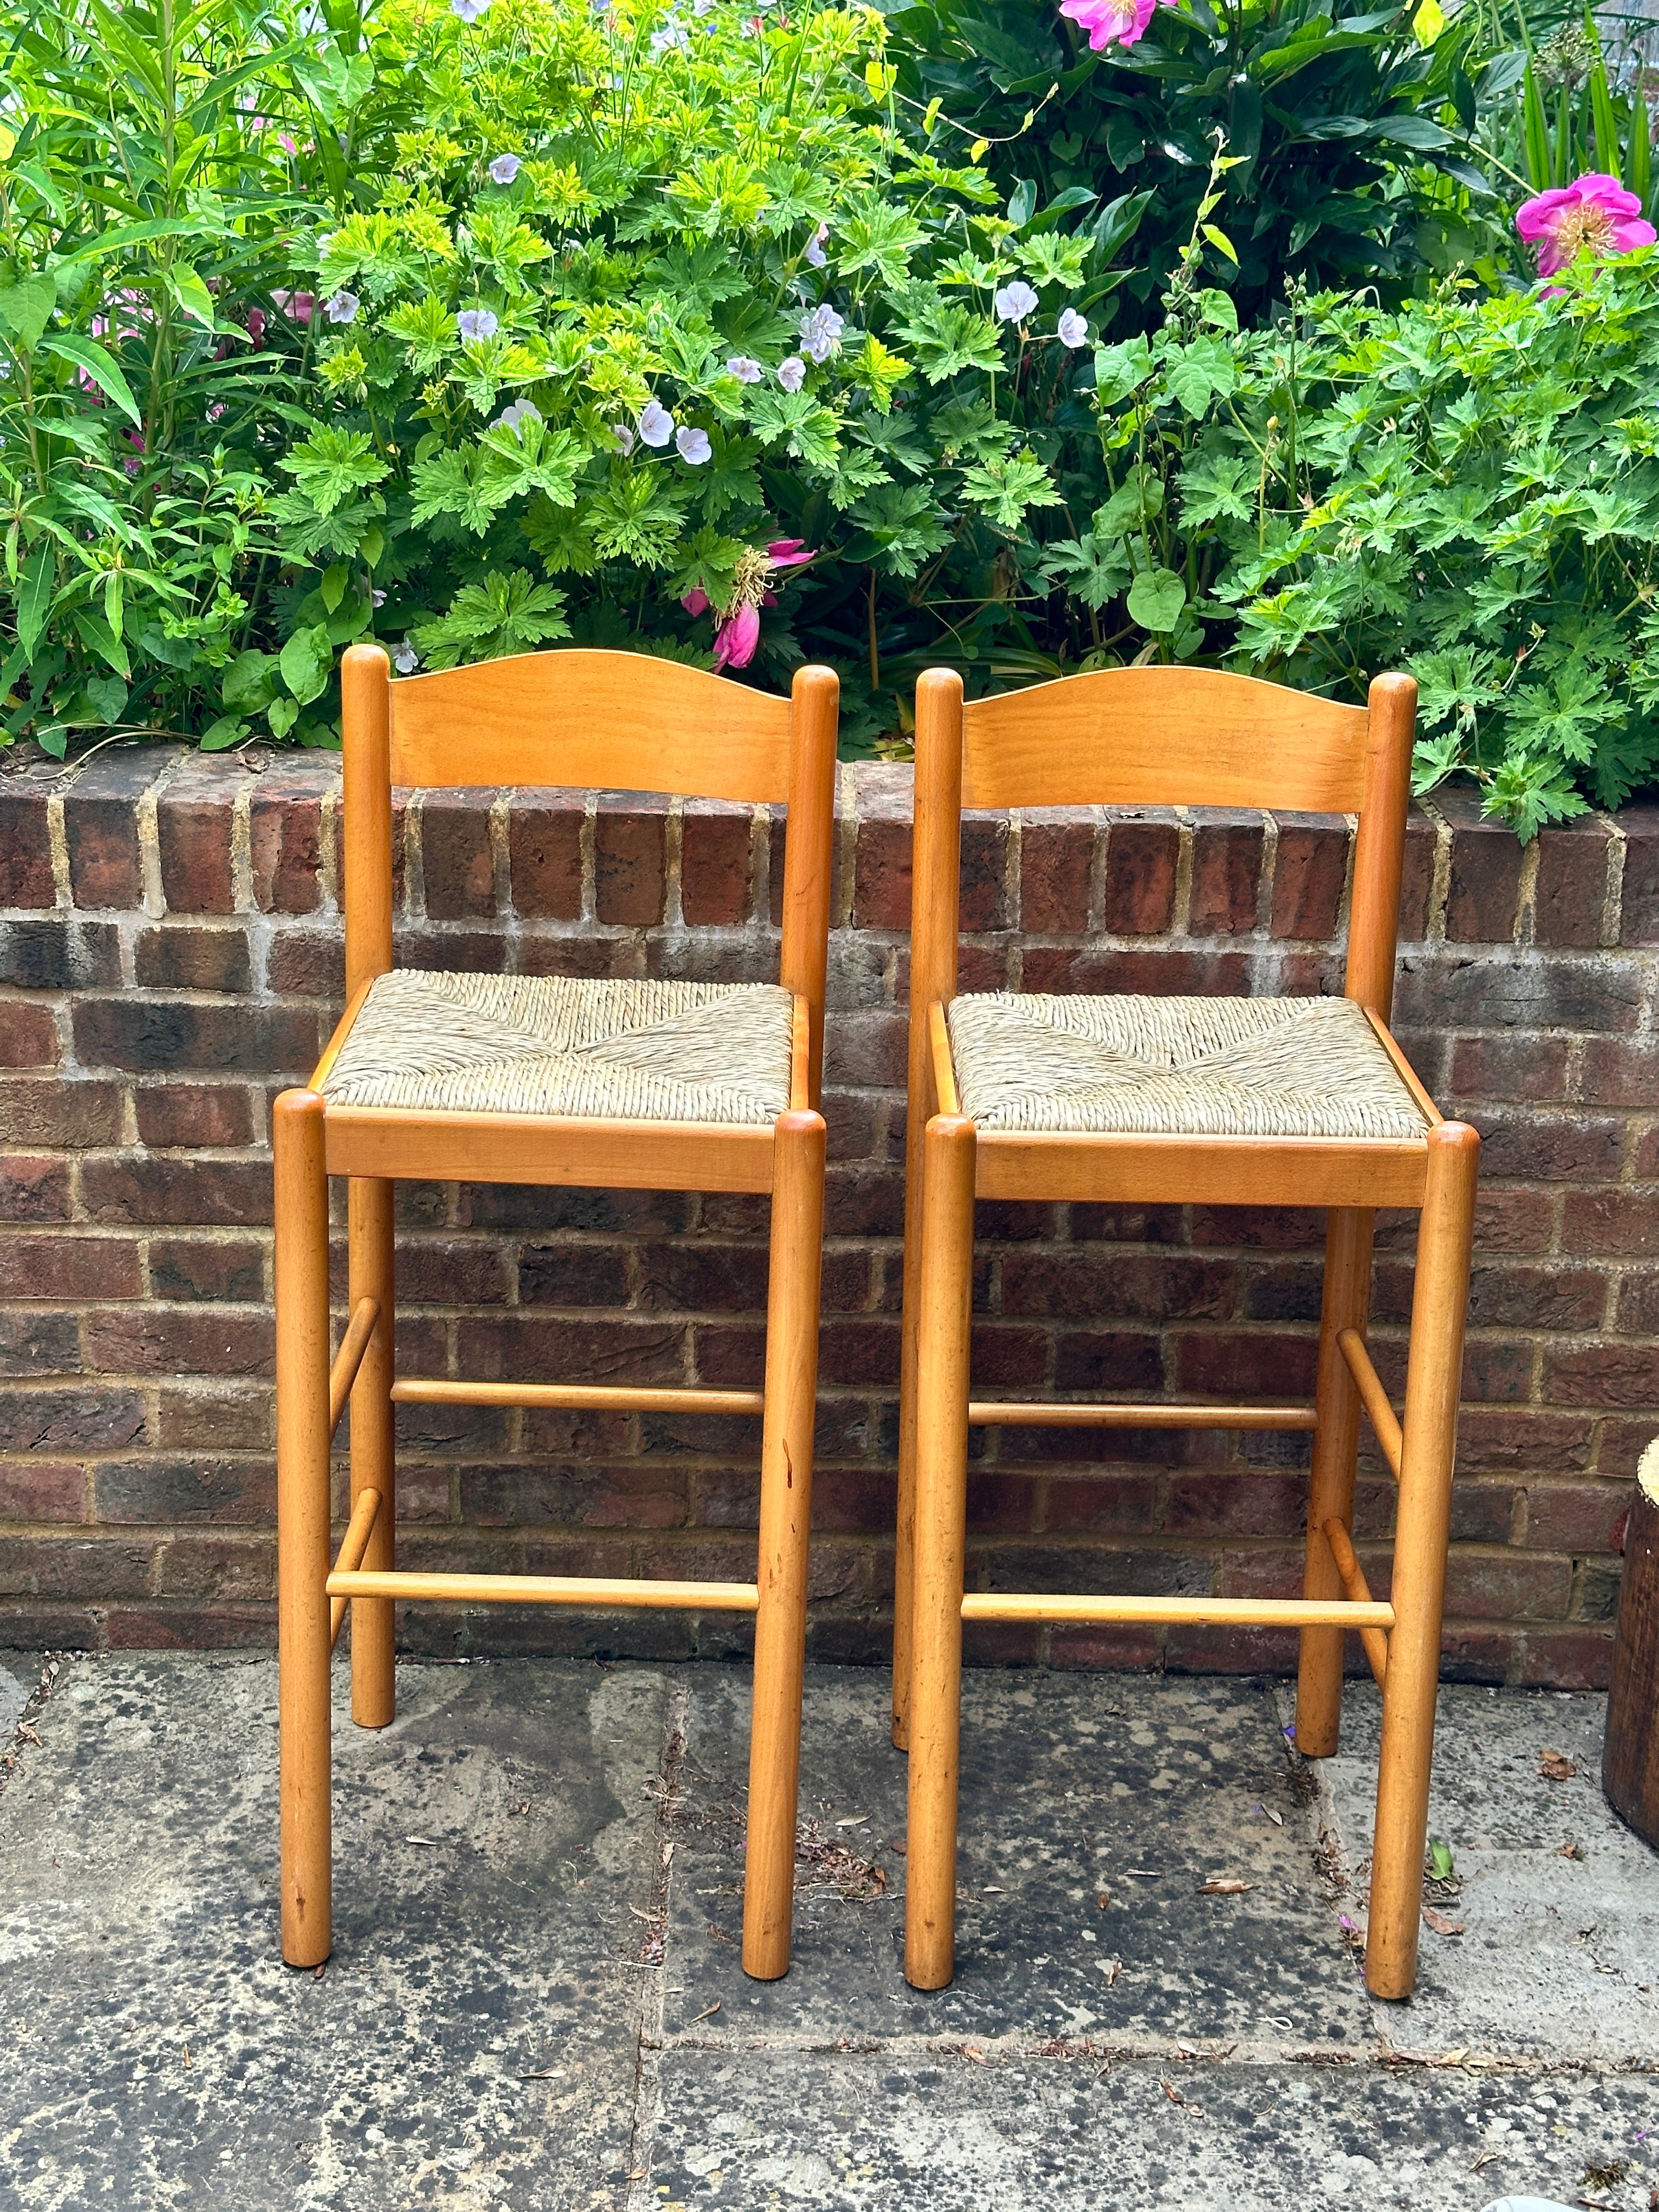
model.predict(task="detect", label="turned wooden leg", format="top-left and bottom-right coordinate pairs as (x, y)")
top-left (892, 1114), bottom-right (928, 1752)
top-left (904, 1114), bottom-right (976, 1992)
top-left (1366, 1122), bottom-right (1479, 2001)
top-left (1295, 1206), bottom-right (1376, 1757)
top-left (347, 1176), bottom-right (396, 1729)
top-left (742, 1109), bottom-right (827, 1980)
top-left (275, 1090), bottom-right (334, 1968)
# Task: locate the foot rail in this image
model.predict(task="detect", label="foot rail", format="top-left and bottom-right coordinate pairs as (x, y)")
top-left (959, 1593), bottom-right (1393, 1628)
top-left (328, 1485), bottom-right (383, 1649)
top-left (325, 1569), bottom-right (760, 1611)
top-left (1321, 1518), bottom-right (1390, 1688)
top-left (328, 1297), bottom-right (381, 1436)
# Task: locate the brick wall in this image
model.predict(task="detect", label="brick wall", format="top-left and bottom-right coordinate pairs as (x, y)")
top-left (2, 748), bottom-right (1655, 1685)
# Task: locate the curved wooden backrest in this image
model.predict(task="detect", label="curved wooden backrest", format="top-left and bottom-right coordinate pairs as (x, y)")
top-left (385, 648), bottom-right (795, 802)
top-left (960, 666), bottom-right (1369, 813)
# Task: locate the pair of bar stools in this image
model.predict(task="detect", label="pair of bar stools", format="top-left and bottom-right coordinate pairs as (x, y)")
top-left (275, 644), bottom-right (1477, 2004)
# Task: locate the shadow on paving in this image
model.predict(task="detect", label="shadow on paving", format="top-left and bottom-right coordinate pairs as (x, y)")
top-left (1, 1652), bottom-right (1655, 2211)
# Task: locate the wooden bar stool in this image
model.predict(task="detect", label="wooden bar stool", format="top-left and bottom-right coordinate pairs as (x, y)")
top-left (275, 644), bottom-right (837, 1979)
top-left (893, 664), bottom-right (1478, 2002)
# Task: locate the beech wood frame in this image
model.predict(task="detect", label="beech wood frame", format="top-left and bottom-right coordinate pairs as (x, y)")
top-left (275, 644), bottom-right (837, 1982)
top-left (895, 664), bottom-right (1479, 2004)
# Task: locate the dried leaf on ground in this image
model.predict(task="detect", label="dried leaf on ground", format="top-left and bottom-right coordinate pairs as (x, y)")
top-left (1539, 1748), bottom-right (1577, 1780)
top-left (1199, 1878), bottom-right (1251, 1894)
top-left (1421, 1906), bottom-right (1465, 1937)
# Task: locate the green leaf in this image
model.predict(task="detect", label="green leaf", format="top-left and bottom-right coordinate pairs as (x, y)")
top-left (1200, 224), bottom-right (1238, 267)
top-left (87, 675), bottom-right (129, 727)
top-left (411, 570), bottom-right (569, 670)
top-left (960, 448), bottom-right (1063, 531)
top-left (223, 650), bottom-right (278, 711)
top-left (0, 275), bottom-right (57, 353)
top-left (200, 715), bottom-right (249, 751)
top-left (279, 428), bottom-right (391, 518)
top-left (1126, 567), bottom-right (1187, 631)
top-left (279, 624), bottom-right (335, 707)
top-left (16, 543), bottom-right (55, 660)
top-left (38, 336), bottom-right (142, 427)
top-left (167, 265), bottom-right (219, 332)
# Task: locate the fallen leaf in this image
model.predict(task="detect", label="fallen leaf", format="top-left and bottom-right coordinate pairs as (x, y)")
top-left (887, 1838), bottom-right (907, 1855)
top-left (1559, 1838), bottom-right (1584, 1860)
top-left (1096, 1890), bottom-right (1110, 1909)
top-left (1101, 1957), bottom-right (1121, 1987)
top-left (182, 2047), bottom-right (191, 2069)
top-left (1539, 1748), bottom-right (1577, 1781)
top-left (686, 2002), bottom-right (721, 2026)
top-left (1160, 2079), bottom-right (1186, 2106)
top-left (1200, 1878), bottom-right (1251, 1895)
top-left (834, 1815), bottom-right (868, 1829)
top-left (1583, 2159), bottom-right (1628, 2191)
top-left (961, 2045), bottom-right (989, 2066)
top-left (1262, 1806), bottom-right (1284, 1827)
top-left (1422, 1906), bottom-right (1465, 1937)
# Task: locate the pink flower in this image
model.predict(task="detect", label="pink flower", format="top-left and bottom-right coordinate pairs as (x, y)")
top-left (272, 289), bottom-right (317, 324)
top-left (713, 602), bottom-right (761, 671)
top-left (247, 308), bottom-right (266, 346)
top-left (764, 538), bottom-right (815, 571)
top-left (1059, 0), bottom-right (1158, 50)
top-left (681, 586), bottom-right (711, 616)
top-left (1515, 172), bottom-right (1657, 278)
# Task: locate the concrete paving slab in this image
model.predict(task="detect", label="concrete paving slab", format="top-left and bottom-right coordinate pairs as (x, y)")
top-left (0, 1654), bottom-right (36, 1739)
top-left (643, 2046), bottom-right (1659, 2211)
top-left (666, 1666), bottom-right (1373, 2051)
top-left (0, 1654), bottom-right (670, 2210)
top-left (1305, 1683), bottom-right (1659, 2062)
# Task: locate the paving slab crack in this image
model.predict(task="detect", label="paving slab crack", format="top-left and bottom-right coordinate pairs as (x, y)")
top-left (623, 1675), bottom-right (689, 2212)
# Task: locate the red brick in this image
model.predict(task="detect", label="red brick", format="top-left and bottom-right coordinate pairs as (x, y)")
top-left (0, 917), bottom-right (121, 989)
top-left (63, 748), bottom-right (159, 909)
top-left (594, 790), bottom-right (667, 925)
top-left (93, 1454), bottom-right (274, 1522)
top-left (1069, 1201), bottom-right (1185, 1243)
top-left (1166, 1624), bottom-right (1301, 1675)
top-left (635, 1243), bottom-right (767, 1314)
top-left (850, 764), bottom-right (912, 932)
top-left (0, 1155), bottom-right (71, 1222)
top-left (967, 1324), bottom-right (1048, 1386)
top-left (1471, 1110), bottom-right (1622, 1183)
top-left (1442, 1549), bottom-right (1571, 1620)
top-left (133, 1084), bottom-right (256, 1149)
top-left (1562, 1188), bottom-right (1659, 1256)
top-left (455, 1313), bottom-right (684, 1385)
top-left (1271, 813), bottom-right (1347, 941)
top-left (83, 1306), bottom-right (273, 1378)
top-left (1188, 1205), bottom-right (1325, 1250)
top-left (1001, 1250), bottom-right (1232, 1321)
top-left (1188, 811), bottom-right (1264, 935)
top-left (0, 1462), bottom-right (84, 1520)
top-left (1471, 1188), bottom-right (1555, 1255)
top-left (421, 788), bottom-right (497, 918)
top-left (105, 1604), bottom-right (275, 1649)
top-left (1, 1308), bottom-right (82, 1375)
top-left (72, 997), bottom-right (317, 1076)
top-left (1, 1390), bottom-right (145, 1455)
top-left (1102, 812), bottom-right (1178, 936)
top-left (1052, 1331), bottom-right (1163, 1391)
top-left (1397, 809), bottom-right (1437, 943)
top-left (1395, 951), bottom-right (1642, 1034)
top-left (135, 925), bottom-right (251, 994)
top-left (151, 1536), bottom-right (275, 1600)
top-left (1022, 947), bottom-right (1252, 997)
top-left (1441, 788), bottom-right (1522, 943)
top-left (1544, 1340), bottom-right (1659, 1407)
top-left (1639, 1127), bottom-right (1659, 1181)
top-left (266, 926), bottom-right (345, 997)
top-left (0, 1077), bottom-right (123, 1148)
top-left (1018, 809), bottom-right (1093, 934)
top-left (1173, 1330), bottom-right (1318, 1398)
top-left (507, 789), bottom-right (584, 920)
top-left (0, 1234), bottom-right (140, 1301)
top-left (681, 798), bottom-right (755, 926)
top-left (0, 1002), bottom-right (60, 1068)
top-left (1576, 1036), bottom-right (1659, 1107)
top-left (458, 1461), bottom-right (690, 1528)
top-left (959, 812), bottom-right (1011, 933)
top-left (157, 763), bottom-right (237, 913)
top-left (818, 1318), bottom-right (902, 1387)
top-left (1510, 1627), bottom-right (1613, 1689)
top-left (1618, 804), bottom-right (1659, 944)
top-left (149, 1238), bottom-right (265, 1302)
top-left (1532, 817), bottom-right (1613, 947)
top-left (1048, 1624), bottom-right (1162, 1669)
top-left (1461, 1264), bottom-right (1606, 1333)
top-left (393, 1239), bottom-right (511, 1306)
top-left (1449, 1034), bottom-right (1570, 1103)
top-left (0, 1534), bottom-right (156, 1599)
top-left (1237, 1258), bottom-right (1323, 1323)
top-left (1456, 1408), bottom-right (1593, 1474)
top-left (823, 1008), bottom-right (905, 1090)
top-left (0, 783), bottom-right (55, 907)
top-left (1522, 1479), bottom-right (1632, 1553)
top-left (250, 761), bottom-right (333, 913)
top-left (1462, 1338), bottom-right (1533, 1402)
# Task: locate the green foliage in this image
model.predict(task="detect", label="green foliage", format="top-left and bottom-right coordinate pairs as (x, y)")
top-left (1077, 254), bottom-right (1659, 835)
top-left (878, 0), bottom-right (1523, 325)
top-left (0, 0), bottom-right (369, 753)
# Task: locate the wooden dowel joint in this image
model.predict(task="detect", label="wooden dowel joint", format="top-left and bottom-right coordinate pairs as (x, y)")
top-left (328, 1485), bottom-right (383, 1650)
top-left (1338, 1327), bottom-right (1403, 1480)
top-left (328, 1296), bottom-right (381, 1437)
top-left (1321, 1518), bottom-right (1390, 1689)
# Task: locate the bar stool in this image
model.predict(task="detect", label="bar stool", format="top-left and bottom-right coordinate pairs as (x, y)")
top-left (893, 664), bottom-right (1477, 2001)
top-left (275, 644), bottom-right (837, 1979)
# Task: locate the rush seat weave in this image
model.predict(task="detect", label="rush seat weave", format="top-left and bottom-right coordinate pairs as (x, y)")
top-left (946, 992), bottom-right (1429, 1141)
top-left (320, 971), bottom-right (795, 1125)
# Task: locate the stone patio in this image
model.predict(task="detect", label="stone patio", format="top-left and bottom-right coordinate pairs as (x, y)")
top-left (1, 1652), bottom-right (1655, 2209)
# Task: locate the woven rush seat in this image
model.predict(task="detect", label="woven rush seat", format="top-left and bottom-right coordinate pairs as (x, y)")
top-left (321, 970), bottom-right (795, 1125)
top-left (947, 992), bottom-right (1429, 1140)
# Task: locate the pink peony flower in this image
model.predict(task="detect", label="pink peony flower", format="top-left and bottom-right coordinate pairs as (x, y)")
top-left (1059, 0), bottom-right (1158, 50)
top-left (681, 586), bottom-right (711, 615)
top-left (764, 538), bottom-right (815, 569)
top-left (1515, 172), bottom-right (1657, 278)
top-left (713, 602), bottom-right (761, 671)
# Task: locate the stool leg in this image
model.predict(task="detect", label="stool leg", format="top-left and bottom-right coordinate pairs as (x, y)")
top-left (904, 1114), bottom-right (976, 1992)
top-left (892, 1121), bottom-right (927, 1752)
top-left (1295, 1206), bottom-right (1375, 1757)
top-left (275, 1090), bottom-right (334, 1968)
top-left (1366, 1122), bottom-right (1478, 2000)
top-left (348, 1176), bottom-right (396, 1729)
top-left (742, 1109), bottom-right (826, 1981)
